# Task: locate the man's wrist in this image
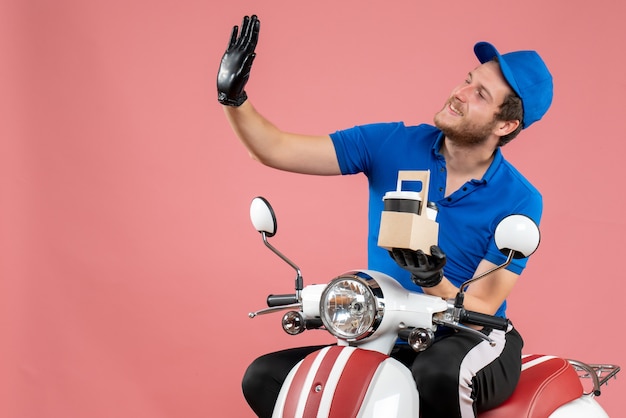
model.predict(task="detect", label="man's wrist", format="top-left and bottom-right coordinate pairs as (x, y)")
top-left (411, 270), bottom-right (443, 288)
top-left (218, 91), bottom-right (248, 107)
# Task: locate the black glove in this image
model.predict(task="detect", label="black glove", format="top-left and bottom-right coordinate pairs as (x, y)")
top-left (217, 15), bottom-right (260, 106)
top-left (389, 246), bottom-right (447, 288)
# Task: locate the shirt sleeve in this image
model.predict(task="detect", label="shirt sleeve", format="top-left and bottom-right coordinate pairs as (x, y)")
top-left (330, 122), bottom-right (406, 176)
top-left (483, 189), bottom-right (543, 275)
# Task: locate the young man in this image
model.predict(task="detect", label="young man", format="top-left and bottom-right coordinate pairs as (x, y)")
top-left (218, 15), bottom-right (553, 418)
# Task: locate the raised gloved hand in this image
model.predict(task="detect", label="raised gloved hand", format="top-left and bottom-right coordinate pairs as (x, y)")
top-left (217, 15), bottom-right (260, 106)
top-left (389, 246), bottom-right (447, 288)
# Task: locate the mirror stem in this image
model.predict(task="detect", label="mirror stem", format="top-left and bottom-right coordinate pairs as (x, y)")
top-left (454, 249), bottom-right (515, 309)
top-left (262, 232), bottom-right (303, 299)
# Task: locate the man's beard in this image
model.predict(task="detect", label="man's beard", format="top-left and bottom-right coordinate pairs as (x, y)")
top-left (434, 106), bottom-right (498, 147)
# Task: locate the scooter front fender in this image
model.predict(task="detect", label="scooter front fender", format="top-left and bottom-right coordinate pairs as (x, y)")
top-left (272, 345), bottom-right (419, 418)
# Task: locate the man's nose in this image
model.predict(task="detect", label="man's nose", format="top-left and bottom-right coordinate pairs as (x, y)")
top-left (453, 84), bottom-right (472, 102)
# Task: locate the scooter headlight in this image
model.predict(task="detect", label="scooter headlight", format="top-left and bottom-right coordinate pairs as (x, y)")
top-left (319, 274), bottom-right (383, 341)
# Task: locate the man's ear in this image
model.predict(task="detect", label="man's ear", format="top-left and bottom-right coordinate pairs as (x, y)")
top-left (495, 119), bottom-right (521, 137)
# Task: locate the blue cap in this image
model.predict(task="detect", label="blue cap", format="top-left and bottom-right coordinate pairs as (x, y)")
top-left (474, 42), bottom-right (553, 129)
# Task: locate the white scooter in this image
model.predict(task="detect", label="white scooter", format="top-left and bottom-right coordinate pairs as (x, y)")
top-left (247, 196), bottom-right (620, 417)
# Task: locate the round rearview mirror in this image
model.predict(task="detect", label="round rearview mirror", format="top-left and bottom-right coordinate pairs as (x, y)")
top-left (494, 215), bottom-right (540, 259)
top-left (250, 196), bottom-right (277, 237)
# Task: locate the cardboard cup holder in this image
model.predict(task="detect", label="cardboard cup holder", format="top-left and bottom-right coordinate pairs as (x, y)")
top-left (377, 170), bottom-right (439, 254)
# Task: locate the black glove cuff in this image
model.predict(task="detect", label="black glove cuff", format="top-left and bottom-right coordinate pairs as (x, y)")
top-left (411, 271), bottom-right (443, 288)
top-left (218, 91), bottom-right (248, 107)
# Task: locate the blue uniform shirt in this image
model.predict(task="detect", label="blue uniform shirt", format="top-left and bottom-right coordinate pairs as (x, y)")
top-left (330, 122), bottom-right (542, 317)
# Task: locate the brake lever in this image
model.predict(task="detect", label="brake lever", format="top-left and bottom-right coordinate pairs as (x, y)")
top-left (433, 316), bottom-right (496, 347)
top-left (248, 303), bottom-right (302, 318)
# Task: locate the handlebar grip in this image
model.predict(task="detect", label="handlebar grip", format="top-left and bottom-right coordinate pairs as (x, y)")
top-left (461, 310), bottom-right (510, 331)
top-left (266, 294), bottom-right (298, 307)
top-left (397, 328), bottom-right (413, 341)
top-left (305, 318), bottom-right (323, 330)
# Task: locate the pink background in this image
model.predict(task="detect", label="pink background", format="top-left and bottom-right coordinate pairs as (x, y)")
top-left (2, 0), bottom-right (624, 416)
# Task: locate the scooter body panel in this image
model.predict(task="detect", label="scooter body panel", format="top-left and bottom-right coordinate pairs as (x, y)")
top-left (272, 346), bottom-right (419, 418)
top-left (549, 396), bottom-right (609, 418)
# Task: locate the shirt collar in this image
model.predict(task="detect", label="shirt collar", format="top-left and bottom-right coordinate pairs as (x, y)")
top-left (432, 131), bottom-right (503, 184)
top-left (482, 148), bottom-right (502, 183)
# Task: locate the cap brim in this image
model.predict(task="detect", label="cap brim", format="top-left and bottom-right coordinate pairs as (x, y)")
top-left (474, 41), bottom-right (521, 98)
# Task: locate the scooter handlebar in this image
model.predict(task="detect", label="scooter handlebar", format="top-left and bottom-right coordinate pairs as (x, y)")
top-left (460, 310), bottom-right (510, 331)
top-left (267, 294), bottom-right (298, 307)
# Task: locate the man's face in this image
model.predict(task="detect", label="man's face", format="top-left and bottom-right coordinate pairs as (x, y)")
top-left (434, 61), bottom-right (513, 146)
